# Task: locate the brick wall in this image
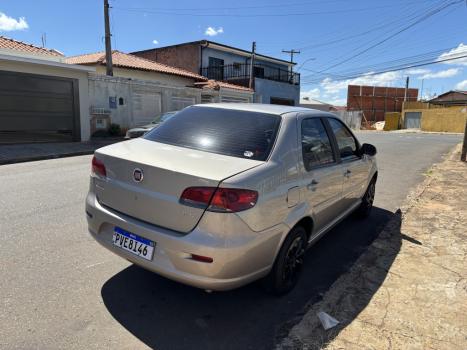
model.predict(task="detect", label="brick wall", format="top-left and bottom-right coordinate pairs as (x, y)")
top-left (133, 44), bottom-right (200, 74)
top-left (347, 85), bottom-right (418, 122)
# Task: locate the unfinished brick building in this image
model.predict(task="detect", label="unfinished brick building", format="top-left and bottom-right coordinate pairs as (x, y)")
top-left (347, 85), bottom-right (418, 123)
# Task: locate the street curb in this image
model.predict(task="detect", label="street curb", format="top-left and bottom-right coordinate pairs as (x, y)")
top-left (0, 150), bottom-right (95, 166)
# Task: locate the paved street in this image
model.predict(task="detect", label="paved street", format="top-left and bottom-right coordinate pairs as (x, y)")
top-left (0, 132), bottom-right (461, 350)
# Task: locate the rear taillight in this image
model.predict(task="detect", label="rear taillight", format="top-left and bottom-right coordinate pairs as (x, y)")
top-left (180, 187), bottom-right (258, 212)
top-left (92, 156), bottom-right (106, 177)
top-left (180, 187), bottom-right (216, 208)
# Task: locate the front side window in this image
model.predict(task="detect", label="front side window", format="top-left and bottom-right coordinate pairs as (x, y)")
top-left (327, 118), bottom-right (358, 159)
top-left (144, 106), bottom-right (281, 161)
top-left (301, 118), bottom-right (335, 171)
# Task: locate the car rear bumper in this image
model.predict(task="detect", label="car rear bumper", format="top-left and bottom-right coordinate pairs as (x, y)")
top-left (86, 191), bottom-right (286, 291)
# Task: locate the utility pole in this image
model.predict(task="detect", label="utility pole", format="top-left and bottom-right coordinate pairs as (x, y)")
top-left (420, 79), bottom-right (424, 101)
top-left (461, 119), bottom-right (467, 161)
top-left (282, 49), bottom-right (300, 81)
top-left (282, 49), bottom-right (301, 66)
top-left (248, 41), bottom-right (256, 90)
top-left (404, 76), bottom-right (409, 102)
top-left (104, 0), bottom-right (113, 76)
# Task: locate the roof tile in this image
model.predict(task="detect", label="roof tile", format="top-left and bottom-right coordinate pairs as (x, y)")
top-left (65, 50), bottom-right (207, 81)
top-left (0, 35), bottom-right (63, 57)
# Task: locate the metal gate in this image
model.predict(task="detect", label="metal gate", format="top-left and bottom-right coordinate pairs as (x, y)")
top-left (404, 112), bottom-right (422, 129)
top-left (0, 70), bottom-right (80, 143)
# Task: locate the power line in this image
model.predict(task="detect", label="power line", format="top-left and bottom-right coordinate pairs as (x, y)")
top-left (316, 0), bottom-right (464, 73)
top-left (302, 46), bottom-right (464, 78)
top-left (113, 3), bottom-right (422, 18)
top-left (300, 53), bottom-right (467, 85)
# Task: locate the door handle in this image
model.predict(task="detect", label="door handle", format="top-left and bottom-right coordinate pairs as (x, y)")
top-left (307, 179), bottom-right (319, 191)
top-left (344, 169), bottom-right (352, 177)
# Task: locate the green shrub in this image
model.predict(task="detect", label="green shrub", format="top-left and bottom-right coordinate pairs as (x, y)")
top-left (108, 123), bottom-right (121, 136)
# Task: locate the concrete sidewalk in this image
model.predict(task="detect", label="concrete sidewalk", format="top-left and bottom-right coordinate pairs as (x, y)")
top-left (278, 144), bottom-right (466, 350)
top-left (0, 139), bottom-right (122, 165)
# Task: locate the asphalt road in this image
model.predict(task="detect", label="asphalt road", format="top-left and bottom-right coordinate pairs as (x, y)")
top-left (0, 132), bottom-right (461, 350)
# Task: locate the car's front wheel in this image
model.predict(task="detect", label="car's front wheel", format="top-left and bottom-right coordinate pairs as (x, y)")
top-left (264, 226), bottom-right (307, 295)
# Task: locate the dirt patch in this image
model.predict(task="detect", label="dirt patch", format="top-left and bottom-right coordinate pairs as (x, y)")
top-left (277, 144), bottom-right (467, 350)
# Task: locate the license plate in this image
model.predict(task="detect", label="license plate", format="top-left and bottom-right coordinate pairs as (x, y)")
top-left (112, 227), bottom-right (155, 261)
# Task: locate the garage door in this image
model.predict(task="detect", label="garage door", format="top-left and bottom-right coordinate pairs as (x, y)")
top-left (404, 112), bottom-right (422, 129)
top-left (0, 70), bottom-right (80, 143)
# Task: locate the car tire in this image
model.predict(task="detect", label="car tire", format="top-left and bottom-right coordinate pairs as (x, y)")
top-left (355, 177), bottom-right (376, 218)
top-left (263, 226), bottom-right (307, 296)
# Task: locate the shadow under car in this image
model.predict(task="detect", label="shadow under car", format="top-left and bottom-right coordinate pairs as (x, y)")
top-left (101, 206), bottom-right (399, 350)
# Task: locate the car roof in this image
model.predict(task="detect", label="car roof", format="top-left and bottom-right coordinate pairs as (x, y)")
top-left (192, 103), bottom-right (336, 117)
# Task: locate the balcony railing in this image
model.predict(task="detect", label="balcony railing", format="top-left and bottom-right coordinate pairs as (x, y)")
top-left (200, 63), bottom-right (300, 86)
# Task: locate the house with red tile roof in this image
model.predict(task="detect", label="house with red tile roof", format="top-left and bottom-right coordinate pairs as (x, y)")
top-left (0, 36), bottom-right (94, 143)
top-left (64, 50), bottom-right (253, 132)
top-left (0, 35), bottom-right (253, 143)
top-left (0, 35), bottom-right (63, 59)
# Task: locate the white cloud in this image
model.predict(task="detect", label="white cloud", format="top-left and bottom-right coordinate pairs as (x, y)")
top-left (419, 68), bottom-right (461, 80)
top-left (0, 12), bottom-right (28, 31)
top-left (205, 26), bottom-right (224, 37)
top-left (300, 87), bottom-right (321, 100)
top-left (152, 39), bottom-right (159, 45)
top-left (438, 43), bottom-right (467, 66)
top-left (406, 68), bottom-right (431, 75)
top-left (455, 79), bottom-right (467, 90)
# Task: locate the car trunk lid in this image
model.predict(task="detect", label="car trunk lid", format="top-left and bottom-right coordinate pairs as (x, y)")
top-left (94, 138), bottom-right (262, 233)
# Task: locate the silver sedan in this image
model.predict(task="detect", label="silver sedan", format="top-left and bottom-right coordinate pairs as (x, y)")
top-left (86, 104), bottom-right (377, 294)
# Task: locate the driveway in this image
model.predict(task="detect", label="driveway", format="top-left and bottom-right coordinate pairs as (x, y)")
top-left (0, 132), bottom-right (461, 350)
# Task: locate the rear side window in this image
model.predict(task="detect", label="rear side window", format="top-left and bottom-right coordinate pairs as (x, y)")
top-left (327, 118), bottom-right (358, 159)
top-left (301, 118), bottom-right (335, 171)
top-left (144, 106), bottom-right (281, 161)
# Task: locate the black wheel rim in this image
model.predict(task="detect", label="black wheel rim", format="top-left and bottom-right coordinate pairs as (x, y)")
top-left (282, 236), bottom-right (305, 288)
top-left (366, 182), bottom-right (375, 208)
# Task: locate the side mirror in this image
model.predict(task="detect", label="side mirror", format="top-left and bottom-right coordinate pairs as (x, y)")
top-left (360, 143), bottom-right (377, 156)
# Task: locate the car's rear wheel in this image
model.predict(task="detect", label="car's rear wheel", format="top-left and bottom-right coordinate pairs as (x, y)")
top-left (355, 178), bottom-right (376, 218)
top-left (264, 226), bottom-right (307, 295)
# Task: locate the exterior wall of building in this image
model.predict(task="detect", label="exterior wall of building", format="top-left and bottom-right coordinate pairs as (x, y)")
top-left (88, 74), bottom-right (253, 132)
top-left (201, 47), bottom-right (289, 71)
top-left (383, 112), bottom-right (401, 131)
top-left (0, 57), bottom-right (91, 141)
top-left (88, 74), bottom-right (204, 130)
top-left (254, 78), bottom-right (300, 105)
top-left (132, 44), bottom-right (200, 73)
top-left (401, 106), bottom-right (467, 133)
top-left (347, 85), bottom-right (418, 122)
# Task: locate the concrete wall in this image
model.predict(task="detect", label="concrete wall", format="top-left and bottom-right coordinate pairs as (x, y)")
top-left (384, 112), bottom-right (401, 131)
top-left (421, 107), bottom-right (467, 133)
top-left (88, 74), bottom-right (205, 130)
top-left (402, 106), bottom-right (467, 133)
top-left (0, 58), bottom-right (92, 141)
top-left (254, 78), bottom-right (300, 105)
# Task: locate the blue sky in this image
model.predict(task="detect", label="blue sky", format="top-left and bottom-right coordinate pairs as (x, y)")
top-left (1, 0), bottom-right (466, 105)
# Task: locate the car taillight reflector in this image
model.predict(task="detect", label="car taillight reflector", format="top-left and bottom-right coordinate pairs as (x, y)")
top-left (92, 156), bottom-right (106, 177)
top-left (190, 254), bottom-right (214, 263)
top-left (180, 187), bottom-right (258, 212)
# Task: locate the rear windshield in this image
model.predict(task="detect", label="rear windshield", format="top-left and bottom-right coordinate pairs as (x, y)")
top-left (144, 106), bottom-right (281, 161)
